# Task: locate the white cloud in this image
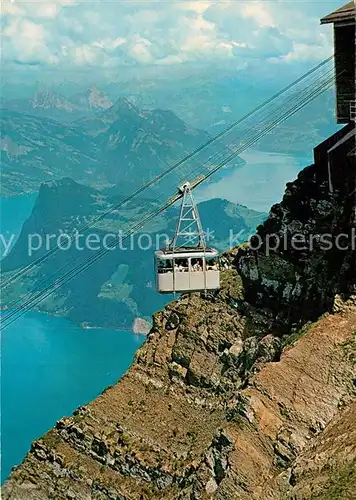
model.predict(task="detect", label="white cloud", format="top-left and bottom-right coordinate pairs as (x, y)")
top-left (156, 54), bottom-right (186, 65)
top-left (128, 36), bottom-right (153, 64)
top-left (59, 16), bottom-right (84, 35)
top-left (178, 13), bottom-right (233, 59)
top-left (277, 36), bottom-right (331, 63)
top-left (178, 1), bottom-right (211, 14)
top-left (93, 37), bottom-right (127, 51)
top-left (3, 17), bottom-right (58, 64)
top-left (1, 0), bottom-right (339, 71)
top-left (219, 40), bottom-right (248, 50)
top-left (72, 44), bottom-right (98, 65)
top-left (1, 0), bottom-right (23, 16)
top-left (240, 1), bottom-right (275, 28)
top-left (2, 0), bottom-right (77, 19)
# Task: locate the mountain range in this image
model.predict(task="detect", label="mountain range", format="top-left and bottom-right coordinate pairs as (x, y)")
top-left (1, 76), bottom-right (339, 199)
top-left (1, 95), bottom-right (243, 197)
top-left (2, 87), bottom-right (113, 122)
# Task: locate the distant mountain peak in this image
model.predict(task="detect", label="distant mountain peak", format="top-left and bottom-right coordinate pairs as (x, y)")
top-left (68, 87), bottom-right (112, 113)
top-left (86, 87), bottom-right (112, 110)
top-left (101, 97), bottom-right (144, 124)
top-left (30, 90), bottom-right (73, 112)
top-left (109, 97), bottom-right (139, 114)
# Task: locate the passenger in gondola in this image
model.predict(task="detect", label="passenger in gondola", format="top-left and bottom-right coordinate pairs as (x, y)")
top-left (192, 258), bottom-right (202, 271)
top-left (178, 259), bottom-right (188, 271)
top-left (207, 259), bottom-right (218, 271)
top-left (158, 261), bottom-right (172, 273)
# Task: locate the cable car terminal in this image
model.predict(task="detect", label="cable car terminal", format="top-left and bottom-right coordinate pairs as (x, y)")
top-left (154, 182), bottom-right (220, 294)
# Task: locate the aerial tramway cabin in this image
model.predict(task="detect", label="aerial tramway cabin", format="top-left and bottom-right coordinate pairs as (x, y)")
top-left (155, 182), bottom-right (220, 294)
top-left (321, 2), bottom-right (355, 123)
top-left (155, 246), bottom-right (220, 293)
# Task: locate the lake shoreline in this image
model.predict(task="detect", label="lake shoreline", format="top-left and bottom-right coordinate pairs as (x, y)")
top-left (0, 304), bottom-right (149, 336)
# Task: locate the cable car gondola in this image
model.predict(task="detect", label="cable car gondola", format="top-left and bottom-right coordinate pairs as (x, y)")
top-left (155, 182), bottom-right (220, 294)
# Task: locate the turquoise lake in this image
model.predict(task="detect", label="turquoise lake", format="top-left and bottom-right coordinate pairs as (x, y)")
top-left (0, 194), bottom-right (37, 258)
top-left (0, 195), bottom-right (144, 483)
top-left (1, 310), bottom-right (143, 482)
top-left (197, 149), bottom-right (312, 212)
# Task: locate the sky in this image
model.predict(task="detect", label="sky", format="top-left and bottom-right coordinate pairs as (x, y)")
top-left (1, 0), bottom-right (343, 85)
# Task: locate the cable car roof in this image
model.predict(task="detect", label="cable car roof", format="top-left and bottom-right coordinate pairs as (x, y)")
top-left (155, 247), bottom-right (219, 260)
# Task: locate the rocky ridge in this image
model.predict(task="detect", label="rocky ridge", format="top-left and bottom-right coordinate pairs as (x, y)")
top-left (238, 123), bottom-right (356, 332)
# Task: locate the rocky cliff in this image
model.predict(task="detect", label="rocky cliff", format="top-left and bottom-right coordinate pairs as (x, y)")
top-left (238, 123), bottom-right (356, 332)
top-left (2, 281), bottom-right (355, 500)
top-left (2, 125), bottom-right (355, 499)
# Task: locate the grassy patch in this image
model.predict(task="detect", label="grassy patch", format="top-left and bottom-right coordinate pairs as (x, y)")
top-left (43, 430), bottom-right (61, 449)
top-left (311, 460), bottom-right (356, 500)
top-left (281, 321), bottom-right (316, 349)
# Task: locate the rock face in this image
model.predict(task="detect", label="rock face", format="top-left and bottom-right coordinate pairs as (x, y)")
top-left (133, 318), bottom-right (152, 335)
top-left (4, 87), bottom-right (113, 123)
top-left (2, 125), bottom-right (356, 499)
top-left (31, 90), bottom-right (74, 111)
top-left (237, 123), bottom-right (356, 332)
top-left (79, 88), bottom-right (113, 111)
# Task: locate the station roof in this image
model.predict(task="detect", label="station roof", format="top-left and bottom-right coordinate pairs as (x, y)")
top-left (321, 2), bottom-right (355, 25)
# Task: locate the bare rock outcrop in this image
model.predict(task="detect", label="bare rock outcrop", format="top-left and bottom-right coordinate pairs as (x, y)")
top-left (2, 279), bottom-right (355, 499)
top-left (237, 124), bottom-right (356, 332)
